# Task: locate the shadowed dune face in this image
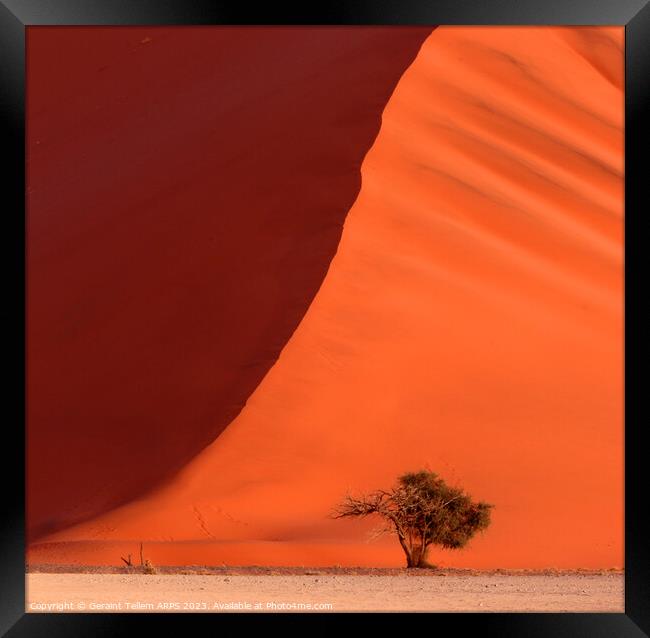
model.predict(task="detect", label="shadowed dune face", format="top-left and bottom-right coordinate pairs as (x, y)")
top-left (26, 26), bottom-right (432, 540)
top-left (29, 26), bottom-right (623, 569)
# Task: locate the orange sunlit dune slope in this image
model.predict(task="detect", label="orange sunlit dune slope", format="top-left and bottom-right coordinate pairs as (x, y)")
top-left (30, 27), bottom-right (623, 569)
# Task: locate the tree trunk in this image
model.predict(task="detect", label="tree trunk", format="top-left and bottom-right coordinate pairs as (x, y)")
top-left (407, 544), bottom-right (429, 568)
top-left (410, 544), bottom-right (422, 568)
top-left (396, 530), bottom-right (415, 568)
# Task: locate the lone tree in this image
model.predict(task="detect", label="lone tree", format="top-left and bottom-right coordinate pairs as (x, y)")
top-left (333, 470), bottom-right (493, 568)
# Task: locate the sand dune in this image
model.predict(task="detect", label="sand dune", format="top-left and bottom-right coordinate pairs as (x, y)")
top-left (26, 27), bottom-right (431, 540)
top-left (29, 27), bottom-right (623, 569)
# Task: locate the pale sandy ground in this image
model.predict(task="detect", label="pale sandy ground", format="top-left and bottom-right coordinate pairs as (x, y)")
top-left (26, 572), bottom-right (624, 612)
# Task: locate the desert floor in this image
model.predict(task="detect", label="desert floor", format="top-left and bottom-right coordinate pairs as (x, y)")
top-left (26, 568), bottom-right (624, 612)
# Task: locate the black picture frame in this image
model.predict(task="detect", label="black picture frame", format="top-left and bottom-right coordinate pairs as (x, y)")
top-left (1, 1), bottom-right (645, 635)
